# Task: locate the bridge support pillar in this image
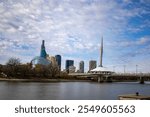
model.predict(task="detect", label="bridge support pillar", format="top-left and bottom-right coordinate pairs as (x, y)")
top-left (106, 76), bottom-right (112, 82)
top-left (98, 76), bottom-right (104, 83)
top-left (140, 76), bottom-right (144, 84)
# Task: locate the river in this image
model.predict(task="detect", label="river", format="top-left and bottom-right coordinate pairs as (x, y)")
top-left (0, 81), bottom-right (149, 100)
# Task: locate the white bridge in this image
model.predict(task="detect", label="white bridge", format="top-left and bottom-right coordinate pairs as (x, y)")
top-left (68, 72), bottom-right (150, 84)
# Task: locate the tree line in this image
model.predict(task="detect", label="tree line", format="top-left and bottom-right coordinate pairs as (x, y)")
top-left (0, 57), bottom-right (64, 79)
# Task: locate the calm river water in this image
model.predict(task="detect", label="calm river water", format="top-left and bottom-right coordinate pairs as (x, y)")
top-left (0, 81), bottom-right (150, 100)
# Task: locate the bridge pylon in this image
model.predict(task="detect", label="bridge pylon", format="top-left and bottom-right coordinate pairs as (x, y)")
top-left (140, 76), bottom-right (144, 84)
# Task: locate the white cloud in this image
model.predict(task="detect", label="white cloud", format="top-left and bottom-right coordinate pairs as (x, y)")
top-left (0, 0), bottom-right (149, 72)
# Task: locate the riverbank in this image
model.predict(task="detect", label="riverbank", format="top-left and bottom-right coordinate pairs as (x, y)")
top-left (0, 78), bottom-right (91, 82)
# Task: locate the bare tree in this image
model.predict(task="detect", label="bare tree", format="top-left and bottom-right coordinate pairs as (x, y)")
top-left (48, 63), bottom-right (59, 78)
top-left (5, 57), bottom-right (21, 77)
top-left (6, 58), bottom-right (21, 66)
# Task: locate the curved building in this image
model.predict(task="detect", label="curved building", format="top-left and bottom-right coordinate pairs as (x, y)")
top-left (40, 40), bottom-right (47, 58)
top-left (31, 40), bottom-right (51, 66)
top-left (31, 56), bottom-right (51, 66)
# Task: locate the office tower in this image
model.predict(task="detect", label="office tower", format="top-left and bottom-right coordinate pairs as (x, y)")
top-left (55, 55), bottom-right (61, 71)
top-left (79, 61), bottom-right (84, 73)
top-left (47, 56), bottom-right (57, 66)
top-left (89, 60), bottom-right (97, 71)
top-left (69, 66), bottom-right (76, 73)
top-left (65, 60), bottom-right (74, 73)
top-left (40, 40), bottom-right (47, 58)
top-left (99, 37), bottom-right (103, 67)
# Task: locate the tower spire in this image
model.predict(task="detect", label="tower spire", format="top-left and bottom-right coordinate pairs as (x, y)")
top-left (99, 36), bottom-right (103, 67)
top-left (40, 40), bottom-right (47, 58)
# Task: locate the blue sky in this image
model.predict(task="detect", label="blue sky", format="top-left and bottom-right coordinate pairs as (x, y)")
top-left (0, 0), bottom-right (150, 73)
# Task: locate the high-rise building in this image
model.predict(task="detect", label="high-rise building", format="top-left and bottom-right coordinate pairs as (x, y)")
top-left (65, 60), bottom-right (74, 73)
top-left (40, 40), bottom-right (47, 58)
top-left (55, 55), bottom-right (61, 71)
top-left (89, 60), bottom-right (97, 71)
top-left (69, 66), bottom-right (76, 73)
top-left (79, 61), bottom-right (84, 73)
top-left (47, 56), bottom-right (57, 66)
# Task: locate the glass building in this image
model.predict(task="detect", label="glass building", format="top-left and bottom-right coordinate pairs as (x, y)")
top-left (31, 56), bottom-right (50, 66)
top-left (65, 60), bottom-right (74, 73)
top-left (89, 60), bottom-right (97, 71)
top-left (79, 61), bottom-right (84, 73)
top-left (31, 40), bottom-right (50, 66)
top-left (40, 40), bottom-right (47, 58)
top-left (55, 55), bottom-right (61, 71)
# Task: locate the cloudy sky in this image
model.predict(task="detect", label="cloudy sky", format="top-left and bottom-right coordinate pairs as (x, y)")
top-left (0, 0), bottom-right (150, 73)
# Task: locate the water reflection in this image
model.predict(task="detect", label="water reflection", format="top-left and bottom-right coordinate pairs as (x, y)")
top-left (0, 82), bottom-right (149, 100)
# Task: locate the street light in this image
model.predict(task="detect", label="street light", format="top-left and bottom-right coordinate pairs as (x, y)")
top-left (136, 65), bottom-right (138, 74)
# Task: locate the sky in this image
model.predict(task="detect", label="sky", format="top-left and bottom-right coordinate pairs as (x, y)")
top-left (0, 0), bottom-right (150, 73)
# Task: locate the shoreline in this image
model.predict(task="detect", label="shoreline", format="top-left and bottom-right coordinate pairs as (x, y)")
top-left (0, 78), bottom-right (91, 82)
top-left (0, 78), bottom-right (147, 83)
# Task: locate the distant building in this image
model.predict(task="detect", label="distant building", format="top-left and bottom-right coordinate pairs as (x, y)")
top-left (31, 56), bottom-right (50, 66)
top-left (69, 66), bottom-right (76, 73)
top-left (89, 60), bottom-right (97, 71)
top-left (65, 60), bottom-right (74, 73)
top-left (79, 61), bottom-right (84, 73)
top-left (55, 55), bottom-right (61, 71)
top-left (31, 40), bottom-right (50, 66)
top-left (47, 56), bottom-right (57, 66)
top-left (40, 40), bottom-right (47, 58)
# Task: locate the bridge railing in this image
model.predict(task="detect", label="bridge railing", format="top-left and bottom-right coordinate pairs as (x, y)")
top-left (112, 73), bottom-right (150, 77)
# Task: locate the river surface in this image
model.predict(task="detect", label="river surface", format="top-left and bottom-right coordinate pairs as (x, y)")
top-left (0, 81), bottom-right (150, 100)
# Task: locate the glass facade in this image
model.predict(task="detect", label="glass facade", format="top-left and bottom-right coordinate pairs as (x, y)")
top-left (65, 60), bottom-right (74, 71)
top-left (79, 61), bottom-right (84, 73)
top-left (55, 55), bottom-right (61, 71)
top-left (31, 40), bottom-right (50, 66)
top-left (31, 56), bottom-right (50, 66)
top-left (40, 40), bottom-right (47, 58)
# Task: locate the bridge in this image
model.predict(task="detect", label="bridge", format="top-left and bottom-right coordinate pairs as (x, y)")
top-left (68, 73), bottom-right (150, 84)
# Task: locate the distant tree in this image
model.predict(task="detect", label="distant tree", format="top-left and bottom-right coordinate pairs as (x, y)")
top-left (0, 64), bottom-right (3, 77)
top-left (6, 58), bottom-right (21, 66)
top-left (3, 57), bottom-right (60, 78)
top-left (48, 63), bottom-right (59, 78)
top-left (5, 57), bottom-right (21, 77)
top-left (17, 63), bottom-right (32, 78)
top-left (0, 64), bottom-right (2, 73)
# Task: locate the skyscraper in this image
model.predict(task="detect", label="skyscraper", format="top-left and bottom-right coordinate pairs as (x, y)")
top-left (79, 61), bottom-right (84, 73)
top-left (65, 60), bottom-right (74, 73)
top-left (47, 56), bottom-right (57, 66)
top-left (40, 40), bottom-right (47, 58)
top-left (55, 55), bottom-right (61, 71)
top-left (89, 60), bottom-right (97, 71)
top-left (69, 66), bottom-right (76, 73)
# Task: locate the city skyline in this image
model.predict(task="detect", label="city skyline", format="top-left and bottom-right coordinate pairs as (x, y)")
top-left (0, 0), bottom-right (150, 73)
